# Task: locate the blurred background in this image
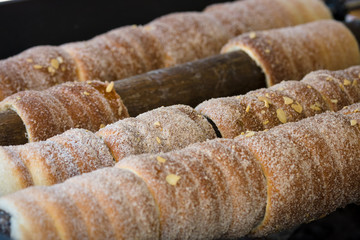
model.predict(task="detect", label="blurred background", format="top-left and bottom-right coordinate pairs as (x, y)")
top-left (0, 0), bottom-right (228, 59)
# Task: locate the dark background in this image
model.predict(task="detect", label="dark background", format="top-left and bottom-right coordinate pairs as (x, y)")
top-left (0, 0), bottom-right (230, 59)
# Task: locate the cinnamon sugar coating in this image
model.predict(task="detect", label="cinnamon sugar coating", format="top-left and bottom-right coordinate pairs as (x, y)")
top-left (144, 12), bottom-right (229, 67)
top-left (0, 168), bottom-right (159, 239)
top-left (0, 0), bottom-right (332, 99)
top-left (0, 129), bottom-right (114, 196)
top-left (97, 105), bottom-right (216, 162)
top-left (2, 66), bottom-right (359, 198)
top-left (204, 0), bottom-right (331, 38)
top-left (116, 139), bottom-right (266, 239)
top-left (221, 20), bottom-right (360, 86)
top-left (237, 110), bottom-right (360, 236)
top-left (0, 80), bottom-right (128, 142)
top-left (0, 105), bottom-right (215, 196)
top-left (196, 66), bottom-right (360, 138)
top-left (104, 25), bottom-right (165, 72)
top-left (0, 46), bottom-right (78, 100)
top-left (2, 107), bottom-right (360, 239)
top-left (62, 32), bottom-right (146, 82)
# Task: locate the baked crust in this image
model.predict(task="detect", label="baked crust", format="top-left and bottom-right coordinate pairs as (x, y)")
top-left (0, 80), bottom-right (128, 142)
top-left (196, 66), bottom-right (360, 138)
top-left (0, 0), bottom-right (332, 99)
top-left (221, 20), bottom-right (360, 86)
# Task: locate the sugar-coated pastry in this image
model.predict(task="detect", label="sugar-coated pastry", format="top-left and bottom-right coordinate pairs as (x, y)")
top-left (1, 106), bottom-right (360, 239)
top-left (1, 66), bottom-right (360, 197)
top-left (0, 46), bottom-right (78, 100)
top-left (97, 105), bottom-right (216, 161)
top-left (0, 0), bottom-right (332, 100)
top-left (0, 129), bottom-right (114, 196)
top-left (221, 20), bottom-right (360, 86)
top-left (144, 12), bottom-right (230, 67)
top-left (0, 81), bottom-right (128, 142)
top-left (196, 66), bottom-right (360, 138)
top-left (0, 105), bottom-right (215, 196)
top-left (204, 0), bottom-right (332, 38)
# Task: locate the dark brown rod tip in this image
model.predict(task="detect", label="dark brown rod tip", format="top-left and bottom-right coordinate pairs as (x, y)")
top-left (204, 115), bottom-right (222, 138)
top-left (0, 210), bottom-right (11, 237)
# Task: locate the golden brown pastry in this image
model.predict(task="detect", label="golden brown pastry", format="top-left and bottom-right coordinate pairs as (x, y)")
top-left (196, 66), bottom-right (360, 138)
top-left (239, 111), bottom-right (360, 236)
top-left (0, 105), bottom-right (215, 196)
top-left (0, 0), bottom-right (332, 100)
top-left (1, 104), bottom-right (359, 239)
top-left (0, 129), bottom-right (114, 196)
top-left (4, 19), bottom-right (357, 144)
top-left (97, 105), bottom-right (216, 161)
top-left (204, 0), bottom-right (332, 38)
top-left (0, 46), bottom-right (78, 100)
top-left (144, 12), bottom-right (229, 67)
top-left (2, 66), bottom-right (360, 196)
top-left (221, 20), bottom-right (360, 86)
top-left (0, 80), bottom-right (128, 142)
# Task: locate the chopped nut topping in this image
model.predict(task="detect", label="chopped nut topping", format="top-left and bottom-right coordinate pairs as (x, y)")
top-left (291, 102), bottom-right (303, 113)
top-left (283, 96), bottom-right (294, 105)
top-left (265, 48), bottom-right (271, 53)
top-left (57, 56), bottom-right (64, 64)
top-left (235, 95), bottom-right (241, 99)
top-left (33, 64), bottom-right (43, 69)
top-left (99, 124), bottom-right (106, 129)
top-left (156, 156), bottom-right (166, 164)
top-left (276, 108), bottom-right (287, 123)
top-left (310, 104), bottom-right (321, 111)
top-left (258, 96), bottom-right (271, 108)
top-left (344, 79), bottom-right (351, 86)
top-left (353, 79), bottom-right (358, 86)
top-left (350, 119), bottom-right (357, 126)
top-left (249, 32), bottom-right (256, 39)
top-left (264, 129), bottom-right (269, 132)
top-left (16, 96), bottom-right (21, 100)
top-left (330, 99), bottom-right (338, 104)
top-left (50, 59), bottom-right (59, 69)
top-left (307, 85), bottom-right (312, 89)
top-left (166, 174), bottom-right (181, 186)
top-left (154, 121), bottom-right (161, 127)
top-left (326, 77), bottom-right (333, 81)
top-left (61, 65), bottom-right (66, 71)
top-left (261, 110), bottom-right (266, 114)
top-left (263, 119), bottom-right (269, 125)
top-left (339, 83), bottom-right (345, 91)
top-left (83, 91), bottom-right (90, 96)
top-left (245, 105), bottom-right (250, 113)
top-left (245, 131), bottom-right (255, 137)
top-left (47, 66), bottom-right (56, 75)
top-left (278, 87), bottom-right (284, 91)
top-left (106, 81), bottom-right (114, 93)
top-left (240, 132), bottom-right (245, 135)
top-left (26, 58), bottom-right (33, 63)
top-left (354, 109), bottom-right (360, 113)
top-left (86, 80), bottom-right (92, 84)
top-left (156, 137), bottom-right (161, 144)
